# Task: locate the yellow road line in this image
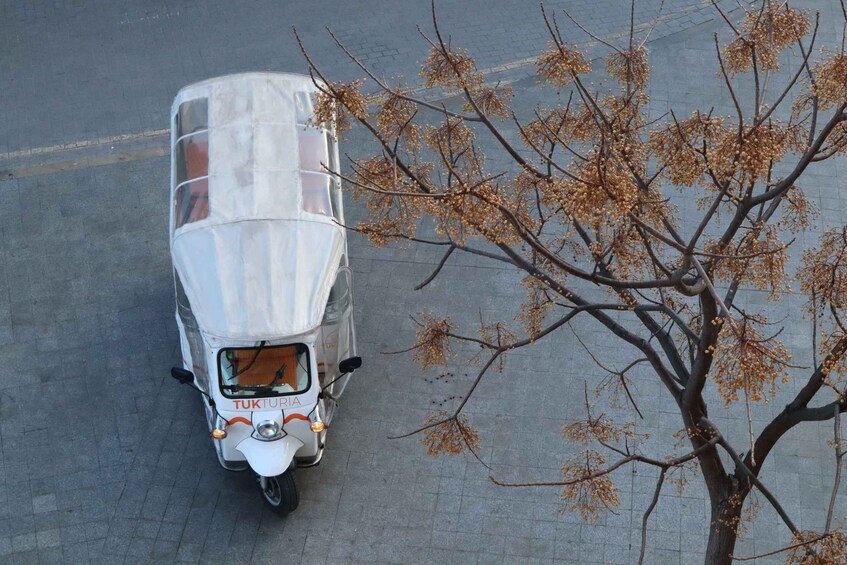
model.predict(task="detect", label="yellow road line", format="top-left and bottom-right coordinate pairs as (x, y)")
top-left (1, 146), bottom-right (168, 181)
top-left (0, 128), bottom-right (168, 162)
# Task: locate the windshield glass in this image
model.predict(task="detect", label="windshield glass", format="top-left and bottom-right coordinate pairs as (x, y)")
top-left (218, 343), bottom-right (311, 398)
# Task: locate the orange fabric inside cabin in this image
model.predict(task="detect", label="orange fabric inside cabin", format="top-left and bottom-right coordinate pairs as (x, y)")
top-left (185, 140), bottom-right (209, 223)
top-left (231, 347), bottom-right (299, 388)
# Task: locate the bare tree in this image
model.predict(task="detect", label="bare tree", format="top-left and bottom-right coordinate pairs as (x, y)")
top-left (296, 1), bottom-right (847, 562)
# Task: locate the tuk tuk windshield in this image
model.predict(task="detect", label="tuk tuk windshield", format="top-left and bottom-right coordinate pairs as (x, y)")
top-left (218, 343), bottom-right (311, 398)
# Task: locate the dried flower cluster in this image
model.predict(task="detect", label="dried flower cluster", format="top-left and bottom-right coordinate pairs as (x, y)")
top-left (559, 450), bottom-right (620, 523)
top-left (717, 122), bottom-right (791, 183)
top-left (786, 531), bottom-right (847, 564)
top-left (420, 411), bottom-right (481, 456)
top-left (562, 414), bottom-right (635, 446)
top-left (800, 228), bottom-right (847, 314)
top-left (413, 313), bottom-right (453, 369)
top-left (556, 156), bottom-right (641, 226)
top-left (819, 332), bottom-right (847, 383)
top-left (463, 85), bottom-right (512, 118)
top-left (709, 317), bottom-right (791, 405)
top-left (710, 227), bottom-right (790, 299)
top-left (722, 5), bottom-right (810, 74)
top-left (650, 113), bottom-right (725, 186)
top-left (522, 105), bottom-right (594, 148)
top-left (349, 155), bottom-right (422, 246)
top-left (376, 90), bottom-right (421, 145)
top-left (812, 54), bottom-right (847, 109)
top-left (780, 188), bottom-right (819, 233)
top-left (313, 79), bottom-right (368, 138)
top-left (516, 275), bottom-right (555, 339)
top-left (536, 41), bottom-right (591, 87)
top-left (606, 47), bottom-right (650, 88)
top-left (421, 46), bottom-right (482, 91)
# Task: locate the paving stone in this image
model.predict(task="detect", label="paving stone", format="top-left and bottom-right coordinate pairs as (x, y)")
top-left (10, 533), bottom-right (36, 553)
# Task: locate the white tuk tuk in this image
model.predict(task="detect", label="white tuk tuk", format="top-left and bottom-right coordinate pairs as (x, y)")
top-left (167, 73), bottom-right (361, 514)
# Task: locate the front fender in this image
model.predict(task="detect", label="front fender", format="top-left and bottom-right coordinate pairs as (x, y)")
top-left (235, 435), bottom-right (304, 477)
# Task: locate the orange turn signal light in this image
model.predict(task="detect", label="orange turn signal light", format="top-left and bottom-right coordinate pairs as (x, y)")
top-left (310, 421), bottom-right (326, 433)
top-left (210, 429), bottom-right (228, 440)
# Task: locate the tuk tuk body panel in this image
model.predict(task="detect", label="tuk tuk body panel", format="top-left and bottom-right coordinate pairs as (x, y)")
top-left (236, 435), bottom-right (304, 477)
top-left (214, 408), bottom-right (320, 466)
top-left (205, 337), bottom-right (322, 464)
top-left (173, 220), bottom-right (345, 341)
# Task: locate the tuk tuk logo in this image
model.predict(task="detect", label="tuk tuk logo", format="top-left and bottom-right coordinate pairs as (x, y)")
top-left (225, 414), bottom-right (309, 428)
top-left (232, 397), bottom-right (302, 410)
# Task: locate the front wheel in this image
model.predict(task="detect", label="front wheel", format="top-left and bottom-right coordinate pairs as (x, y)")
top-left (258, 470), bottom-right (299, 515)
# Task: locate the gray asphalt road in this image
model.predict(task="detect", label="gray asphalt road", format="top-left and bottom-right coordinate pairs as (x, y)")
top-left (1, 0), bottom-right (734, 154)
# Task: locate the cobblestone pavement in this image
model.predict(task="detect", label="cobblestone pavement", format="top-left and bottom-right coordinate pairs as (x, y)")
top-left (1, 1), bottom-right (847, 564)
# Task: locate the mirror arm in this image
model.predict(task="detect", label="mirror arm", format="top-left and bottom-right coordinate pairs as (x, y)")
top-left (320, 371), bottom-right (350, 400)
top-left (180, 380), bottom-right (215, 406)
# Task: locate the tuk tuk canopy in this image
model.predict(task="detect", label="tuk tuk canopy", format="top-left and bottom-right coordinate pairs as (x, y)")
top-left (169, 73), bottom-right (345, 340)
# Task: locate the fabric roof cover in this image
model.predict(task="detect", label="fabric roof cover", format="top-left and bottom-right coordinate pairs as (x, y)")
top-left (170, 73), bottom-right (345, 340)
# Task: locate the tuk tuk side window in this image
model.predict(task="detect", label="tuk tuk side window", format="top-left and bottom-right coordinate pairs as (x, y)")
top-left (218, 343), bottom-right (311, 398)
top-left (173, 97), bottom-right (210, 230)
top-left (174, 179), bottom-right (210, 229)
top-left (175, 131), bottom-right (209, 186)
top-left (301, 172), bottom-right (332, 216)
top-left (324, 131), bottom-right (337, 175)
top-left (330, 177), bottom-right (342, 223)
top-left (175, 98), bottom-right (208, 139)
top-left (294, 91), bottom-right (316, 126)
top-left (298, 127), bottom-right (328, 173)
top-left (323, 265), bottom-right (352, 325)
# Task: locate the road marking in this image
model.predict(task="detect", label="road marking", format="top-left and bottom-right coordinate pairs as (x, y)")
top-left (0, 128), bottom-right (168, 162)
top-left (119, 10), bottom-right (181, 25)
top-left (0, 146), bottom-right (167, 182)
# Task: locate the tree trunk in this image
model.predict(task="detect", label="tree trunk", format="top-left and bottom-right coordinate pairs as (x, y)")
top-left (704, 495), bottom-right (744, 565)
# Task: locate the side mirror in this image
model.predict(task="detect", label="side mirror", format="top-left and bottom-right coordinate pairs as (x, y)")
top-left (170, 367), bottom-right (195, 385)
top-left (338, 356), bottom-right (362, 374)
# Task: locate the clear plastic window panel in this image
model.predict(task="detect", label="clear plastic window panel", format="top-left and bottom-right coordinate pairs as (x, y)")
top-left (298, 127), bottom-right (329, 173)
top-left (324, 131), bottom-right (337, 174)
top-left (176, 99), bottom-right (208, 139)
top-left (175, 131), bottom-right (209, 186)
top-left (301, 173), bottom-right (332, 216)
top-left (174, 179), bottom-right (210, 229)
top-left (330, 177), bottom-right (342, 222)
top-left (174, 273), bottom-right (209, 394)
top-left (323, 267), bottom-right (351, 324)
top-left (294, 91), bottom-right (316, 126)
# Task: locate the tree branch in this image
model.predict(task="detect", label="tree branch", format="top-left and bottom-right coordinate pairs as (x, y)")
top-left (639, 469), bottom-right (666, 565)
top-left (414, 244), bottom-right (456, 290)
top-left (490, 436), bottom-right (720, 487)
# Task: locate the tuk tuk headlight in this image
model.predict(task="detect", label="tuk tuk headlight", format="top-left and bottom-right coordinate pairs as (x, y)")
top-left (256, 420), bottom-right (280, 439)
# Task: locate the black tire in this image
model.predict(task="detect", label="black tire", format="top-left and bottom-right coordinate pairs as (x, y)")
top-left (258, 470), bottom-right (299, 515)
